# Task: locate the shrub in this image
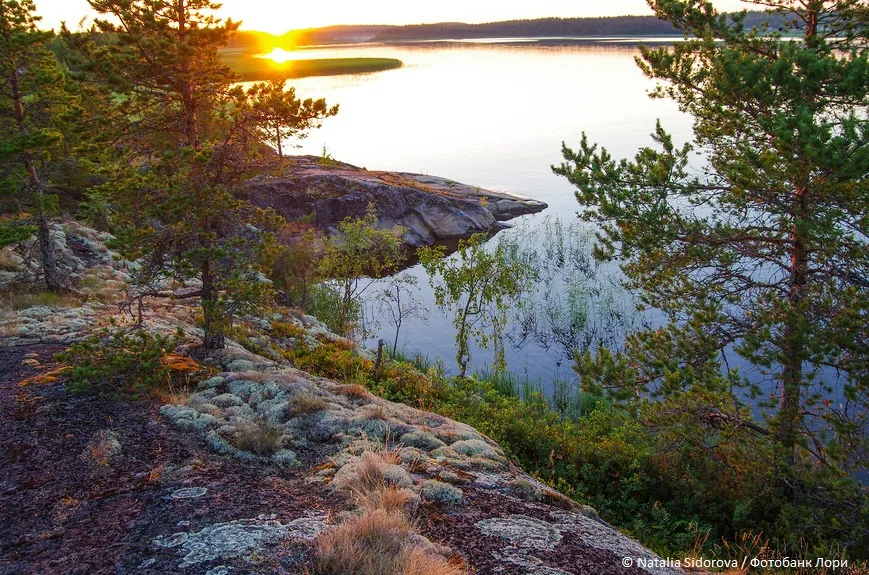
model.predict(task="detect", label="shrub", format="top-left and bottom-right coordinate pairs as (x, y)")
top-left (57, 328), bottom-right (187, 396)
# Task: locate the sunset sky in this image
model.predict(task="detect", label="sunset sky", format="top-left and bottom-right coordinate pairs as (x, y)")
top-left (35, 0), bottom-right (754, 35)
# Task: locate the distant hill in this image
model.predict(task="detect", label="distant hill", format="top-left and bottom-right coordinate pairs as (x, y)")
top-left (231, 12), bottom-right (787, 49)
top-left (373, 16), bottom-right (680, 41)
top-left (371, 13), bottom-right (785, 42)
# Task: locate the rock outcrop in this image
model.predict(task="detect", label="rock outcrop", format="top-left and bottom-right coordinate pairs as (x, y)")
top-left (245, 156), bottom-right (548, 247)
top-left (0, 222), bottom-right (682, 575)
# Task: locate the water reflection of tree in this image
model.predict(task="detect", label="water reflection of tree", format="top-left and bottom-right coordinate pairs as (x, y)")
top-left (501, 217), bottom-right (646, 361)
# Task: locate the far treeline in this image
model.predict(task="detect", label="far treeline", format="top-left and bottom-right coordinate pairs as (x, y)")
top-left (228, 12), bottom-right (784, 49)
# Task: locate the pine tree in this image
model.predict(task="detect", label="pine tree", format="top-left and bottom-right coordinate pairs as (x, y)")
top-left (0, 0), bottom-right (73, 291)
top-left (556, 0), bottom-right (868, 539)
top-left (74, 0), bottom-right (336, 349)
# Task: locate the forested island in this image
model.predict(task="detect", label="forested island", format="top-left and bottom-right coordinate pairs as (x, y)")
top-left (1, 0), bottom-right (867, 574)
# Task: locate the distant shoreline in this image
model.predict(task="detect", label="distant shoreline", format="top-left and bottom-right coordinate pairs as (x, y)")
top-left (227, 11), bottom-right (778, 49)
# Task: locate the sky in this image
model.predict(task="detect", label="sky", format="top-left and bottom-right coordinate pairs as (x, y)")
top-left (34, 0), bottom-right (754, 35)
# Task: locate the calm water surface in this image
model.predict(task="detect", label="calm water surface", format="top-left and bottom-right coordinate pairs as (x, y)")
top-left (283, 41), bottom-right (695, 386)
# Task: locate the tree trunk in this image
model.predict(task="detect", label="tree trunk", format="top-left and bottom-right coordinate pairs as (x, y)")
top-left (37, 215), bottom-right (62, 292)
top-left (779, 185), bottom-right (809, 470)
top-left (201, 260), bottom-right (225, 350)
top-left (276, 125), bottom-right (283, 159)
top-left (176, 0), bottom-right (198, 150)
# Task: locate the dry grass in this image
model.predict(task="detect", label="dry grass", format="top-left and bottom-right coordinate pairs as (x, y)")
top-left (289, 393), bottom-right (329, 416)
top-left (315, 444), bottom-right (463, 575)
top-left (315, 509), bottom-right (409, 574)
top-left (359, 404), bottom-right (389, 421)
top-left (153, 385), bottom-right (193, 406)
top-left (336, 384), bottom-right (371, 400)
top-left (400, 547), bottom-right (465, 575)
top-left (2, 290), bottom-right (82, 311)
top-left (314, 509), bottom-right (461, 575)
top-left (358, 486), bottom-right (418, 516)
top-left (348, 451), bottom-right (401, 498)
top-left (225, 418), bottom-right (283, 456)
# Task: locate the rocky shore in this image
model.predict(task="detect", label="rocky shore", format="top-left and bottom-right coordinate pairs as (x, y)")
top-left (245, 156), bottom-right (548, 247)
top-left (0, 222), bottom-right (685, 575)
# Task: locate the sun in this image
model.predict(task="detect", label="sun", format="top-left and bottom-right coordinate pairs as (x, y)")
top-left (261, 47), bottom-right (295, 64)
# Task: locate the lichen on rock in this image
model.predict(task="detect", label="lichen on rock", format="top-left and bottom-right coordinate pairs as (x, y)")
top-left (476, 515), bottom-right (563, 551)
top-left (152, 515), bottom-right (327, 568)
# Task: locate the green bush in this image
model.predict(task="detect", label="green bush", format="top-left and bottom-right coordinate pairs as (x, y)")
top-left (57, 328), bottom-right (186, 396)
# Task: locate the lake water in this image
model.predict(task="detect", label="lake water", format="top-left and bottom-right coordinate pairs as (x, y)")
top-left (282, 40), bottom-right (696, 386)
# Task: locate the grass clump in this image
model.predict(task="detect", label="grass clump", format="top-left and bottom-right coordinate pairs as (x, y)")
top-left (336, 384), bottom-right (371, 400)
top-left (317, 451), bottom-right (461, 575)
top-left (289, 393), bottom-right (329, 416)
top-left (225, 418), bottom-right (284, 457)
top-left (3, 290), bottom-right (81, 311)
top-left (314, 508), bottom-right (461, 575)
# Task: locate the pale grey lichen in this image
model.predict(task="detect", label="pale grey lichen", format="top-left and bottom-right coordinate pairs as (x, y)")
top-left (152, 515), bottom-right (327, 568)
top-left (451, 439), bottom-right (502, 459)
top-left (168, 487), bottom-right (208, 500)
top-left (199, 376), bottom-right (225, 389)
top-left (227, 359), bottom-right (255, 372)
top-left (273, 449), bottom-right (297, 468)
top-left (161, 405), bottom-right (216, 432)
top-left (381, 464), bottom-right (414, 488)
top-left (204, 430), bottom-right (260, 464)
top-left (452, 456), bottom-right (507, 471)
top-left (476, 515), bottom-right (562, 551)
top-left (400, 430), bottom-right (447, 452)
top-left (211, 393), bottom-right (244, 409)
top-left (421, 480), bottom-right (464, 505)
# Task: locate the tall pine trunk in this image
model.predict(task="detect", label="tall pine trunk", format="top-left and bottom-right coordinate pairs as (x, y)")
top-left (201, 259), bottom-right (225, 350)
top-left (779, 183), bottom-right (809, 478)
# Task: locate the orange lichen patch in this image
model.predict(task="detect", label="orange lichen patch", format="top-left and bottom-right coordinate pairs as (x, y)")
top-left (20, 358), bottom-right (41, 368)
top-left (17, 366), bottom-right (72, 388)
top-left (147, 463), bottom-right (166, 483)
top-left (314, 462), bottom-right (336, 474)
top-left (160, 354), bottom-right (202, 374)
top-left (372, 172), bottom-right (459, 200)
